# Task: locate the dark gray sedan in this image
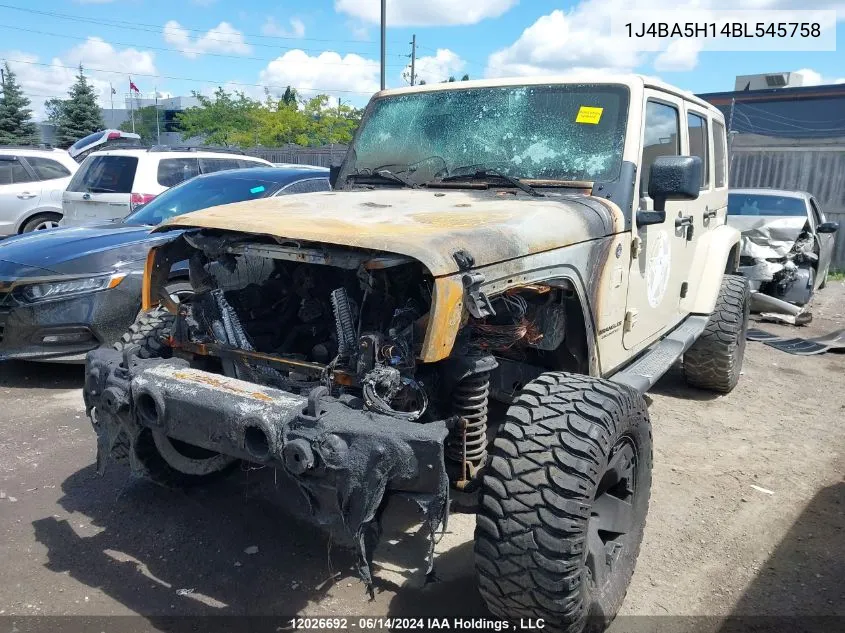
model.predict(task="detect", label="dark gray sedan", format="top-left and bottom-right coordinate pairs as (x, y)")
top-left (0, 166), bottom-right (329, 362)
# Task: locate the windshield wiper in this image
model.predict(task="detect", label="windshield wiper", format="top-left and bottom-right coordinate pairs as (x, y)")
top-left (437, 168), bottom-right (543, 197)
top-left (87, 186), bottom-right (117, 193)
top-left (349, 169), bottom-right (418, 189)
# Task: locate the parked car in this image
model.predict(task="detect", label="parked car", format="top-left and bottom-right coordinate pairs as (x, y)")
top-left (0, 147), bottom-right (79, 235)
top-left (61, 147), bottom-right (273, 227)
top-left (0, 166), bottom-right (329, 362)
top-left (67, 129), bottom-right (142, 162)
top-left (727, 188), bottom-right (838, 306)
top-left (272, 162), bottom-right (329, 170)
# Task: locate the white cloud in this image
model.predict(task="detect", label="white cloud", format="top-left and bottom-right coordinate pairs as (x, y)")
top-left (793, 68), bottom-right (845, 86)
top-left (259, 50), bottom-right (380, 99)
top-left (3, 37), bottom-right (158, 119)
top-left (163, 21), bottom-right (251, 58)
top-left (401, 49), bottom-right (466, 84)
top-left (486, 1), bottom-right (845, 78)
top-left (335, 0), bottom-right (517, 26)
top-left (261, 17), bottom-right (306, 38)
top-left (654, 39), bottom-right (702, 72)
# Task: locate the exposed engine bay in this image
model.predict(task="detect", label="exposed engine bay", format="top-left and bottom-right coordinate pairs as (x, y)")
top-left (164, 231), bottom-right (580, 479)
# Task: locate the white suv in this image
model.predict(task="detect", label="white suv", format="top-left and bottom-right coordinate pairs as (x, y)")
top-left (61, 148), bottom-right (272, 227)
top-left (0, 147), bottom-right (79, 235)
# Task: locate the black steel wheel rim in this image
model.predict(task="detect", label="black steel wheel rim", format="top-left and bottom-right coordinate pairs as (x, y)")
top-left (586, 437), bottom-right (638, 589)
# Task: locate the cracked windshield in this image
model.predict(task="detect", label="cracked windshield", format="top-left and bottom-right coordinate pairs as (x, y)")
top-left (351, 84), bottom-right (629, 184)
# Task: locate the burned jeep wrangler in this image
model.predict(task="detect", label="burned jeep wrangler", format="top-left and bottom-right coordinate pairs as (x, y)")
top-left (84, 76), bottom-right (749, 632)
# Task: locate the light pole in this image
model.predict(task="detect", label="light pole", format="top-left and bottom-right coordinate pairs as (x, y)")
top-left (380, 0), bottom-right (386, 91)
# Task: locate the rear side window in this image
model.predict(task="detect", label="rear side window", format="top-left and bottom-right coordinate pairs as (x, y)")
top-left (278, 178), bottom-right (331, 195)
top-left (158, 158), bottom-right (200, 187)
top-left (687, 113), bottom-right (709, 189)
top-left (0, 158), bottom-right (37, 185)
top-left (67, 155), bottom-right (138, 193)
top-left (641, 101), bottom-right (680, 196)
top-left (26, 157), bottom-right (72, 181)
top-left (199, 158), bottom-right (241, 174)
top-left (713, 121), bottom-right (727, 188)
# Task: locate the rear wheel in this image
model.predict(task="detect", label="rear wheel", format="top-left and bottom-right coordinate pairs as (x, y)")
top-left (683, 274), bottom-right (750, 393)
top-left (21, 212), bottom-right (62, 233)
top-left (475, 373), bottom-right (652, 633)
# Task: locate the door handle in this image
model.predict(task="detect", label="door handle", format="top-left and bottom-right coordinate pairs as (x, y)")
top-left (675, 215), bottom-right (694, 241)
top-left (16, 193), bottom-right (37, 200)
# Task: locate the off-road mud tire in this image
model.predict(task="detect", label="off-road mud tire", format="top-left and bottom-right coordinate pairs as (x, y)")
top-left (683, 274), bottom-right (750, 393)
top-left (474, 373), bottom-right (653, 633)
top-left (114, 306), bottom-right (174, 359)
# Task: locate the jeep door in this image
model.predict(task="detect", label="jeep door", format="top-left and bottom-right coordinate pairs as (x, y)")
top-left (809, 197), bottom-right (835, 288)
top-left (624, 93), bottom-right (697, 349)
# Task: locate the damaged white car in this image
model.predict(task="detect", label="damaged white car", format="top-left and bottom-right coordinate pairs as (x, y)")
top-left (727, 189), bottom-right (838, 312)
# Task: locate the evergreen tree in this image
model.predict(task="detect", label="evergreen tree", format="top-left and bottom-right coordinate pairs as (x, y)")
top-left (55, 64), bottom-right (105, 148)
top-left (0, 62), bottom-right (39, 145)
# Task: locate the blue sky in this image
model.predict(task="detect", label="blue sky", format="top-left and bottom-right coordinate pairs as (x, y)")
top-left (1, 0), bottom-right (843, 119)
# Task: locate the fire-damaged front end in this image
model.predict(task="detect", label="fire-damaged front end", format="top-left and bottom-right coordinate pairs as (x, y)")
top-left (82, 190), bottom-right (619, 589)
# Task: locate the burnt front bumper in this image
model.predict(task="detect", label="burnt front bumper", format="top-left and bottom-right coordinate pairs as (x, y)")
top-left (83, 348), bottom-right (450, 588)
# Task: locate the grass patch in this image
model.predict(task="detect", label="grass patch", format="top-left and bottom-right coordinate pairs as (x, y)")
top-left (829, 270), bottom-right (845, 281)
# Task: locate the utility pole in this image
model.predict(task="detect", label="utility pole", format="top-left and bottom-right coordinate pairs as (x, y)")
top-left (380, 0), bottom-right (386, 91)
top-left (410, 34), bottom-right (417, 86)
top-left (155, 87), bottom-right (161, 144)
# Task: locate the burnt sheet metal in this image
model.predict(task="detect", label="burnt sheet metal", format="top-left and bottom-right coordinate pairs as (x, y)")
top-left (764, 337), bottom-right (828, 355)
top-left (156, 188), bottom-right (623, 277)
top-left (83, 349), bottom-right (449, 593)
top-left (746, 327), bottom-right (845, 354)
top-left (746, 328), bottom-right (784, 342)
top-left (727, 215), bottom-right (808, 262)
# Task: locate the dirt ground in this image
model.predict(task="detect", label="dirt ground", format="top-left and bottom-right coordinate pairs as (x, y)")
top-left (0, 283), bottom-right (843, 631)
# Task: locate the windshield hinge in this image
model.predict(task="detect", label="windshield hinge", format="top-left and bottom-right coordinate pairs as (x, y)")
top-left (461, 272), bottom-right (495, 319)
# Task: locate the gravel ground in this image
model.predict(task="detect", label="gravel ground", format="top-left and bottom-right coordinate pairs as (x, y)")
top-left (0, 283), bottom-right (843, 630)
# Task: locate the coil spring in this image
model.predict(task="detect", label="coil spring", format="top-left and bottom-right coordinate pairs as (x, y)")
top-left (446, 372), bottom-right (490, 466)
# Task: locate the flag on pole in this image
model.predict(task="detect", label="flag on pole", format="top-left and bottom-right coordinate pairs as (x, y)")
top-left (111, 86), bottom-right (116, 95)
top-left (129, 78), bottom-right (140, 93)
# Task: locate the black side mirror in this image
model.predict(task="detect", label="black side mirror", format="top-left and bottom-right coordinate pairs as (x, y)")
top-left (818, 221), bottom-right (839, 234)
top-left (647, 155), bottom-right (702, 212)
top-left (329, 164), bottom-right (341, 189)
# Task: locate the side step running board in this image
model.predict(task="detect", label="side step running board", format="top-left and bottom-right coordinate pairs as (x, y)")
top-left (609, 315), bottom-right (709, 393)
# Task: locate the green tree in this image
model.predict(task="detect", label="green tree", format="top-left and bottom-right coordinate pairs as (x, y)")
top-left (176, 87), bottom-right (259, 145)
top-left (281, 86), bottom-right (298, 108)
top-left (0, 62), bottom-right (39, 145)
top-left (54, 64), bottom-right (105, 148)
top-left (119, 105), bottom-right (160, 143)
top-left (461, 74), bottom-right (470, 81)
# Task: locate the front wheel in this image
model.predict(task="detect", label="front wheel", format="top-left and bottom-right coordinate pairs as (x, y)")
top-left (475, 373), bottom-right (652, 633)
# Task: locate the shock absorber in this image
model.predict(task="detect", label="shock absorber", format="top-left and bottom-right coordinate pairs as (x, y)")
top-left (447, 371), bottom-right (491, 479)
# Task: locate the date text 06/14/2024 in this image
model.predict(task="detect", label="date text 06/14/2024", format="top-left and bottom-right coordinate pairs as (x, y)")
top-left (289, 617), bottom-right (547, 630)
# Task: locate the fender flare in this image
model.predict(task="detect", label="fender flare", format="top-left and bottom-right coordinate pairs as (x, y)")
top-left (680, 224), bottom-right (742, 315)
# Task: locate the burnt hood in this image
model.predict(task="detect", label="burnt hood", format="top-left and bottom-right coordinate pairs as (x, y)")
top-left (159, 188), bottom-right (624, 276)
top-left (0, 224), bottom-right (177, 277)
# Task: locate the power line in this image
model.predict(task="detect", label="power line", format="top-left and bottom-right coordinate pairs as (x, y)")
top-left (3, 57), bottom-right (379, 95)
top-left (0, 2), bottom-right (404, 48)
top-left (0, 24), bottom-right (410, 67)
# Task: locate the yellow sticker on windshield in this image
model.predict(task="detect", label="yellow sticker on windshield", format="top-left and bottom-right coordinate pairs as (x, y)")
top-left (576, 106), bottom-right (604, 124)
